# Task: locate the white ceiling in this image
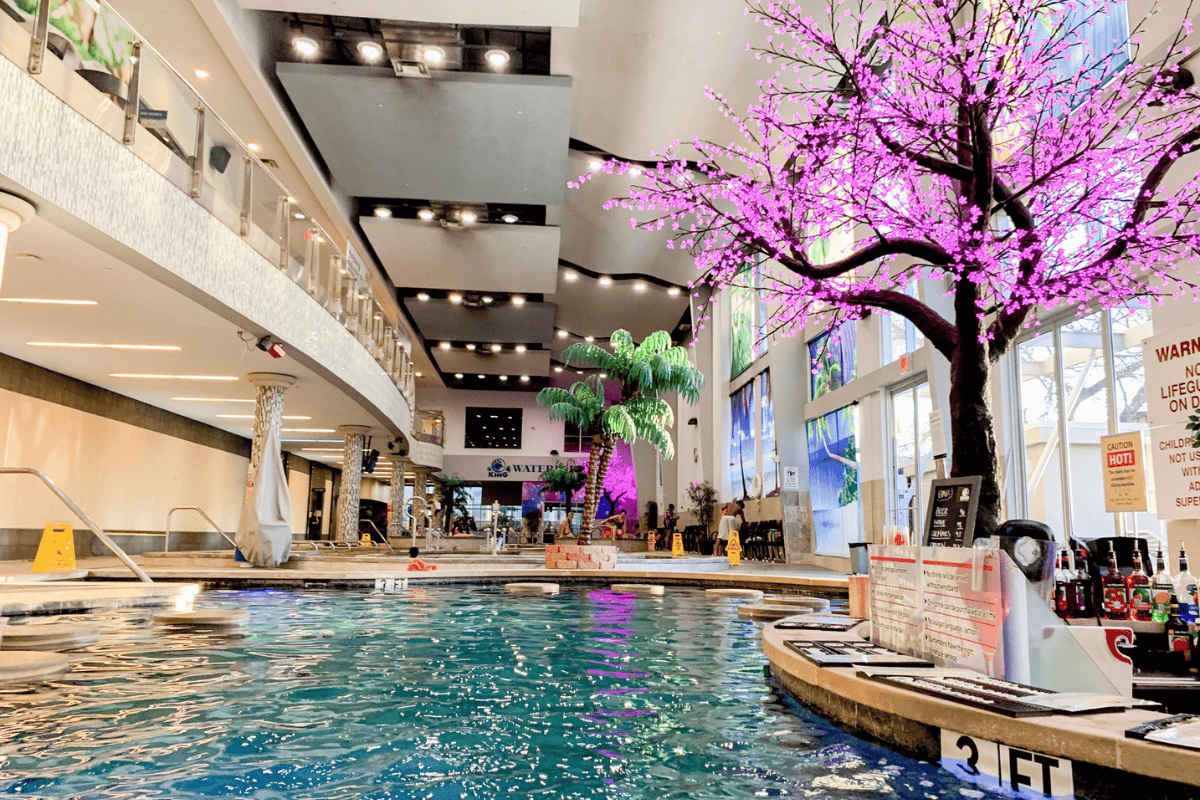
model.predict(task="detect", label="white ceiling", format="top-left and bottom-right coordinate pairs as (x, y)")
top-left (1, 217), bottom-right (398, 451)
top-left (234, 0), bottom-right (579, 27)
top-left (363, 217), bottom-right (561, 294)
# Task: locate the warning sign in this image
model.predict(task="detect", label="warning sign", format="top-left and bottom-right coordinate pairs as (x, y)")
top-left (1100, 431), bottom-right (1149, 512)
top-left (33, 523), bottom-right (75, 573)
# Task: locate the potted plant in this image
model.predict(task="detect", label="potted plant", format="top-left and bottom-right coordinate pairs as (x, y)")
top-left (687, 480), bottom-right (718, 555)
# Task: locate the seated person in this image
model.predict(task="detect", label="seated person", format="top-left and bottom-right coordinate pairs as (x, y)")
top-left (601, 509), bottom-right (627, 539)
top-left (406, 546), bottom-right (438, 571)
top-left (557, 516), bottom-right (573, 539)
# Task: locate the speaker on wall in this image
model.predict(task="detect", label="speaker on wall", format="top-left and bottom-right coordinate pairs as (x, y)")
top-left (209, 144), bottom-right (232, 174)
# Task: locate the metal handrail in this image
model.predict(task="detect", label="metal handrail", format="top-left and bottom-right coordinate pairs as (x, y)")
top-left (165, 506), bottom-right (237, 553)
top-left (358, 519), bottom-right (394, 552)
top-left (0, 467), bottom-right (151, 583)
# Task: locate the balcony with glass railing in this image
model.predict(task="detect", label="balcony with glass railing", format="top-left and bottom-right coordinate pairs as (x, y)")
top-left (0, 0), bottom-right (415, 414)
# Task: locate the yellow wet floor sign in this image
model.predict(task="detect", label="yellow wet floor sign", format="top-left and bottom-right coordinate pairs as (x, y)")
top-left (727, 530), bottom-right (741, 567)
top-left (33, 523), bottom-right (75, 572)
top-left (672, 531), bottom-right (683, 557)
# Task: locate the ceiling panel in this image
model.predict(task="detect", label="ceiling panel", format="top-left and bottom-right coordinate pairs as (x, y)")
top-left (549, 273), bottom-right (688, 342)
top-left (405, 298), bottom-right (556, 343)
top-left (366, 217), bottom-right (561, 293)
top-left (432, 349), bottom-right (551, 375)
top-left (235, 0), bottom-right (579, 26)
top-left (278, 64), bottom-right (573, 204)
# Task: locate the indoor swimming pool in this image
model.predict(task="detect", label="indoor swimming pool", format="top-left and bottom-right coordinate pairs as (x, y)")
top-left (0, 586), bottom-right (985, 799)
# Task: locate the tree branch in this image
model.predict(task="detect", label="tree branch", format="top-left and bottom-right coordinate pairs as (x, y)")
top-left (851, 288), bottom-right (959, 358)
top-left (772, 236), bottom-right (951, 280)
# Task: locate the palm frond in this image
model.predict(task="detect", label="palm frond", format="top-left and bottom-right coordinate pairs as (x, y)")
top-left (610, 330), bottom-right (635, 359)
top-left (600, 405), bottom-right (636, 443)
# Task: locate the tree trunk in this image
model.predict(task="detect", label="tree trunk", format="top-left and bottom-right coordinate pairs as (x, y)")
top-left (593, 442), bottom-right (616, 530)
top-left (947, 338), bottom-right (1003, 539)
top-left (582, 437), bottom-right (604, 531)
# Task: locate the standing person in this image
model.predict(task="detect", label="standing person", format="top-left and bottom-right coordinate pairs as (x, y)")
top-left (716, 502), bottom-right (738, 557)
top-left (661, 504), bottom-right (679, 551)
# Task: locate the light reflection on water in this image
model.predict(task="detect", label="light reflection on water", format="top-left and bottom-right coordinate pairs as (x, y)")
top-left (0, 587), bottom-right (973, 799)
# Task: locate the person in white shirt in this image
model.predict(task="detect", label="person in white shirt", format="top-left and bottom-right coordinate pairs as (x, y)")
top-left (716, 503), bottom-right (739, 556)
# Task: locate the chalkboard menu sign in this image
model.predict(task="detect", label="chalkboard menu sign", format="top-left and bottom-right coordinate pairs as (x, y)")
top-left (922, 477), bottom-right (982, 547)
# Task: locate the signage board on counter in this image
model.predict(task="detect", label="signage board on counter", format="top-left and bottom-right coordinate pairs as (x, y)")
top-left (1099, 431), bottom-right (1149, 512)
top-left (922, 477), bottom-right (982, 547)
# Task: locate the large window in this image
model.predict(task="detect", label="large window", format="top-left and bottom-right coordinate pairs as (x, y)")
top-left (889, 382), bottom-right (935, 537)
top-left (563, 421), bottom-right (588, 453)
top-left (464, 408), bottom-right (522, 450)
top-left (761, 370), bottom-right (779, 496)
top-left (808, 406), bottom-right (860, 556)
top-left (809, 322), bottom-right (857, 400)
top-left (729, 382), bottom-right (756, 499)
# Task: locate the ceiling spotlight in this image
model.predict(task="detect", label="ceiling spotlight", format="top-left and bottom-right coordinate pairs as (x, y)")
top-left (477, 374), bottom-right (486, 379)
top-left (557, 329), bottom-right (568, 339)
top-left (501, 213), bottom-right (518, 224)
top-left (293, 36), bottom-right (319, 57)
top-left (423, 45), bottom-right (446, 64)
top-left (511, 295), bottom-right (525, 307)
top-left (667, 286), bottom-right (681, 296)
top-left (466, 343), bottom-right (476, 351)
top-left (554, 366), bottom-right (563, 373)
top-left (247, 142), bottom-right (261, 152)
top-left (520, 375), bottom-right (530, 382)
top-left (374, 207), bottom-right (392, 218)
top-left (515, 344), bottom-right (526, 353)
top-left (194, 69), bottom-right (210, 79)
top-left (440, 341), bottom-right (451, 349)
top-left (563, 270), bottom-right (578, 282)
top-left (482, 296), bottom-right (494, 304)
top-left (293, 212), bottom-right (305, 220)
top-left (417, 292), bottom-right (430, 301)
top-left (455, 373), bottom-right (464, 379)
top-left (491, 344), bottom-right (502, 353)
top-left (461, 210), bottom-right (478, 224)
top-left (499, 375), bottom-right (508, 381)
top-left (358, 41), bottom-right (385, 61)
top-left (285, 196), bottom-right (296, 204)
top-left (634, 281), bottom-right (648, 293)
top-left (485, 49), bottom-right (511, 68)
top-left (449, 293), bottom-right (463, 304)
top-left (589, 159), bottom-right (603, 171)
top-left (585, 336), bottom-right (594, 343)
top-left (417, 208), bottom-right (435, 221)
top-left (415, 371), bottom-right (423, 377)
top-left (599, 276), bottom-right (613, 286)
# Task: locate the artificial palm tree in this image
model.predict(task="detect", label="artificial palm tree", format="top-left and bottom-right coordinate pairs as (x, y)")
top-left (538, 460), bottom-right (587, 539)
top-left (431, 473), bottom-right (470, 535)
top-left (536, 330), bottom-right (704, 537)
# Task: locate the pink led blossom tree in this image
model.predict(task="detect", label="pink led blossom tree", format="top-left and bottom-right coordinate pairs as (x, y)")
top-left (585, 0), bottom-right (1200, 537)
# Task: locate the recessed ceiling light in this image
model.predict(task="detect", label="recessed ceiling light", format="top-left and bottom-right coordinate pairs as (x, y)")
top-left (668, 286), bottom-right (681, 296)
top-left (415, 371), bottom-right (423, 377)
top-left (293, 36), bottom-right (319, 57)
top-left (418, 208), bottom-right (435, 221)
top-left (491, 344), bottom-right (502, 352)
top-left (449, 293), bottom-right (463, 304)
top-left (461, 210), bottom-right (478, 224)
top-left (599, 276), bottom-right (613, 286)
top-left (477, 374), bottom-right (486, 379)
top-left (218, 414), bottom-right (312, 420)
top-left (27, 342), bottom-right (180, 350)
top-left (499, 375), bottom-right (508, 381)
top-left (482, 296), bottom-right (494, 304)
top-left (172, 397), bottom-right (255, 403)
top-left (194, 69), bottom-right (210, 79)
top-left (358, 41), bottom-right (384, 61)
top-left (247, 142), bottom-right (260, 152)
top-left (282, 428), bottom-right (336, 433)
top-left (0, 298), bottom-right (96, 305)
top-left (111, 374), bottom-right (236, 380)
top-left (557, 329), bottom-right (568, 339)
top-left (585, 336), bottom-right (594, 343)
top-left (511, 295), bottom-right (525, 307)
top-left (417, 292), bottom-right (430, 301)
top-left (485, 49), bottom-right (510, 67)
top-left (563, 270), bottom-right (578, 282)
top-left (501, 213), bottom-right (518, 224)
top-left (520, 375), bottom-right (530, 382)
top-left (629, 166), bottom-right (642, 177)
top-left (455, 373), bottom-right (464, 379)
top-left (634, 281), bottom-right (648, 293)
top-left (466, 343), bottom-right (476, 351)
top-left (440, 341), bottom-right (451, 349)
top-left (576, 370), bottom-right (583, 375)
top-left (374, 207), bottom-right (392, 218)
top-left (423, 45), bottom-right (446, 64)
top-left (554, 366), bottom-right (563, 373)
top-left (589, 159), bottom-right (603, 171)
top-left (293, 212), bottom-right (305, 220)
top-left (515, 344), bottom-right (526, 354)
top-left (285, 196), bottom-right (296, 204)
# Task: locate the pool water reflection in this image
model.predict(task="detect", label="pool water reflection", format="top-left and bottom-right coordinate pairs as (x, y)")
top-left (0, 586), bottom-right (978, 799)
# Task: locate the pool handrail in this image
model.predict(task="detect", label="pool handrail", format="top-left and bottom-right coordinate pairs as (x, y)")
top-left (0, 466), bottom-right (152, 583)
top-left (165, 506), bottom-right (237, 554)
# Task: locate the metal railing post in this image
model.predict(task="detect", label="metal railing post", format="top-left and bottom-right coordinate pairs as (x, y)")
top-left (0, 467), bottom-right (151, 582)
top-left (239, 157), bottom-right (253, 237)
top-left (165, 506), bottom-right (237, 553)
top-left (278, 198), bottom-right (291, 271)
top-left (27, 0), bottom-right (49, 74)
top-left (190, 106), bottom-right (206, 199)
top-left (123, 42), bottom-right (142, 145)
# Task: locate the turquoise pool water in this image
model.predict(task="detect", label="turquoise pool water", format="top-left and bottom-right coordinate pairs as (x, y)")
top-left (0, 587), bottom-right (979, 799)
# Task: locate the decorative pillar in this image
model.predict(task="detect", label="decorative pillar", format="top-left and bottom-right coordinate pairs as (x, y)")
top-left (0, 192), bottom-right (37, 292)
top-left (336, 425), bottom-right (371, 542)
top-left (412, 468), bottom-right (434, 547)
top-left (388, 458), bottom-right (411, 541)
top-left (246, 372), bottom-right (296, 493)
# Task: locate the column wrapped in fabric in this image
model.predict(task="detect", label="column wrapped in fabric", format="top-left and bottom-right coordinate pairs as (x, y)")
top-left (234, 423), bottom-right (293, 567)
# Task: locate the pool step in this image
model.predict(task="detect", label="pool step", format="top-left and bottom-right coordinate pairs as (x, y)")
top-left (0, 651), bottom-right (70, 684)
top-left (504, 582), bottom-right (560, 596)
top-left (153, 609), bottom-right (249, 628)
top-left (610, 584), bottom-right (665, 596)
top-left (761, 596), bottom-right (831, 612)
top-left (737, 603), bottom-right (817, 621)
top-left (0, 621), bottom-right (100, 651)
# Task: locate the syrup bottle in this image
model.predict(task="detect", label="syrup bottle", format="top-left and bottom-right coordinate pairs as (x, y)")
top-left (1054, 549), bottom-right (1072, 618)
top-left (1151, 548), bottom-right (1174, 624)
top-left (1177, 546), bottom-right (1198, 625)
top-left (1075, 547), bottom-right (1094, 618)
top-left (1100, 546), bottom-right (1129, 620)
top-left (1127, 547), bottom-right (1153, 622)
top-left (1169, 597), bottom-right (1192, 666)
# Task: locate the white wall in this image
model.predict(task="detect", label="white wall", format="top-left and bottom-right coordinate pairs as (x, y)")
top-left (0, 387), bottom-right (247, 533)
top-left (420, 387), bottom-right (565, 459)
